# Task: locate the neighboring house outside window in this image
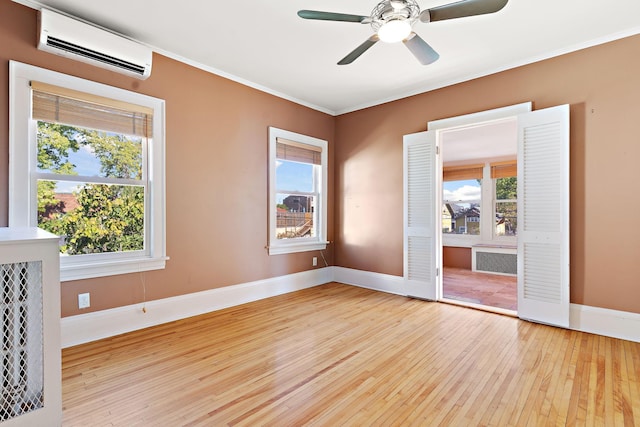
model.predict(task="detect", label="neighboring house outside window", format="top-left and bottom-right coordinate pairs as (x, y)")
top-left (442, 166), bottom-right (482, 237)
top-left (454, 207), bottom-right (481, 235)
top-left (9, 61), bottom-right (166, 281)
top-left (268, 127), bottom-right (328, 255)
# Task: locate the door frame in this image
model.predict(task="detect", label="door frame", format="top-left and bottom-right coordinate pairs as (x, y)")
top-left (427, 103), bottom-right (532, 304)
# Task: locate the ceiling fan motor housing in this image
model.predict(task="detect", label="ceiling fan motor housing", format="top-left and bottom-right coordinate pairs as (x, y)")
top-left (370, 0), bottom-right (421, 33)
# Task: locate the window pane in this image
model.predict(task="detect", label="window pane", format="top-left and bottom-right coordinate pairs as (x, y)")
top-left (36, 121), bottom-right (143, 180)
top-left (276, 159), bottom-right (314, 192)
top-left (495, 177), bottom-right (517, 237)
top-left (443, 179), bottom-right (481, 235)
top-left (276, 194), bottom-right (315, 239)
top-left (496, 202), bottom-right (517, 236)
top-left (496, 177), bottom-right (517, 200)
top-left (37, 180), bottom-right (145, 255)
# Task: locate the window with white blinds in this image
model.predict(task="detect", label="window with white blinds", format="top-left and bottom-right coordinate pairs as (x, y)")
top-left (268, 127), bottom-right (328, 256)
top-left (9, 61), bottom-right (167, 281)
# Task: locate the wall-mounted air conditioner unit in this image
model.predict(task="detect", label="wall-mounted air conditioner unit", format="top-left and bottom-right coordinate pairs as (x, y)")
top-left (37, 9), bottom-right (152, 80)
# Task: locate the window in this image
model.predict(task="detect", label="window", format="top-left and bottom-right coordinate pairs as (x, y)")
top-left (442, 165), bottom-right (482, 236)
top-left (492, 162), bottom-right (517, 237)
top-left (9, 61), bottom-right (166, 281)
top-left (442, 161), bottom-right (518, 243)
top-left (268, 127), bottom-right (327, 255)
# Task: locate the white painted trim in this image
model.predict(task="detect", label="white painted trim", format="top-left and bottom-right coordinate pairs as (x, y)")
top-left (61, 266), bottom-right (640, 348)
top-left (570, 304), bottom-right (640, 343)
top-left (428, 102), bottom-right (531, 130)
top-left (333, 267), bottom-right (405, 296)
top-left (61, 267), bottom-right (332, 348)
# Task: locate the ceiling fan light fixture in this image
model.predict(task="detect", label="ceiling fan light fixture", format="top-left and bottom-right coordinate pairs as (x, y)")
top-left (377, 19), bottom-right (412, 43)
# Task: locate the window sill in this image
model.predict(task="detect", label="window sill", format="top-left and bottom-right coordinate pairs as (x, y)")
top-left (442, 235), bottom-right (481, 248)
top-left (268, 241), bottom-right (328, 256)
top-left (60, 256), bottom-right (169, 282)
top-left (442, 235), bottom-right (517, 249)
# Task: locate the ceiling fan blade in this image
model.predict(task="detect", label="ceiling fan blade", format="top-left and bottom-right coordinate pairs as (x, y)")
top-left (420, 0), bottom-right (508, 23)
top-left (403, 33), bottom-right (440, 65)
top-left (338, 35), bottom-right (379, 65)
top-left (298, 10), bottom-right (369, 23)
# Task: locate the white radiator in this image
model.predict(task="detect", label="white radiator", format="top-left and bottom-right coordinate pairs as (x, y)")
top-left (0, 262), bottom-right (43, 421)
top-left (472, 244), bottom-right (517, 276)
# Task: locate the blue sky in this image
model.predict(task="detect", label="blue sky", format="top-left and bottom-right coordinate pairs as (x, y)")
top-left (41, 144), bottom-right (103, 192)
top-left (443, 179), bottom-right (481, 202)
top-left (276, 160), bottom-right (313, 192)
top-left (69, 145), bottom-right (102, 176)
top-left (276, 160), bottom-right (314, 203)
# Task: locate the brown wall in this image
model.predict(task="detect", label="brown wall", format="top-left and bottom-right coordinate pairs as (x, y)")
top-left (3, 1), bottom-right (640, 318)
top-left (0, 2), bottom-right (335, 317)
top-left (443, 247), bottom-right (471, 270)
top-left (335, 33), bottom-right (640, 315)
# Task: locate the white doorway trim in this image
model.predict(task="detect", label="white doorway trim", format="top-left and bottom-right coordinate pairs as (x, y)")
top-left (427, 102), bottom-right (532, 131)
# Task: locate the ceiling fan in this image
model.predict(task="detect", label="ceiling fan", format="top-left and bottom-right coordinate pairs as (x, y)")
top-left (298, 0), bottom-right (508, 65)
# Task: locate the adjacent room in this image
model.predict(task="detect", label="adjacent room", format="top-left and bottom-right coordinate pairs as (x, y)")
top-left (439, 118), bottom-right (518, 313)
top-left (1, 0), bottom-right (640, 425)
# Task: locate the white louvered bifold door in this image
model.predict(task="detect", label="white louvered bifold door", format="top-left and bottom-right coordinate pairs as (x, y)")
top-left (404, 131), bottom-right (438, 300)
top-left (517, 105), bottom-right (570, 327)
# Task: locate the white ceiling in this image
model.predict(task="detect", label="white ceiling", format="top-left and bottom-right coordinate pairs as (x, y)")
top-left (441, 119), bottom-right (517, 165)
top-left (15, 0), bottom-right (640, 115)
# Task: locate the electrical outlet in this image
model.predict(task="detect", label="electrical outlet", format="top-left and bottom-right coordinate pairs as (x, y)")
top-left (78, 293), bottom-right (90, 309)
top-left (312, 256), bottom-right (318, 267)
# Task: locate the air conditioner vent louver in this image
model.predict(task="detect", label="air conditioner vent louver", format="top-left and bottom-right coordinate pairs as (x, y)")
top-left (46, 36), bottom-right (147, 76)
top-left (38, 9), bottom-right (152, 79)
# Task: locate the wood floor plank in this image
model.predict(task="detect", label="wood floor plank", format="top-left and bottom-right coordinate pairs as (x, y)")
top-left (443, 267), bottom-right (517, 311)
top-left (62, 283), bottom-right (640, 426)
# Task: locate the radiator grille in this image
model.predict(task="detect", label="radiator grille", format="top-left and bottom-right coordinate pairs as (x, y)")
top-left (0, 262), bottom-right (43, 421)
top-left (476, 252), bottom-right (517, 275)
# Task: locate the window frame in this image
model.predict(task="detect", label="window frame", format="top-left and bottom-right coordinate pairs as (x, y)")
top-left (442, 162), bottom-right (518, 247)
top-left (268, 127), bottom-right (328, 255)
top-left (9, 61), bottom-right (167, 281)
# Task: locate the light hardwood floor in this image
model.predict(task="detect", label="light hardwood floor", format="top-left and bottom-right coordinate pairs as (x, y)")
top-left (443, 267), bottom-right (517, 311)
top-left (62, 282), bottom-right (640, 426)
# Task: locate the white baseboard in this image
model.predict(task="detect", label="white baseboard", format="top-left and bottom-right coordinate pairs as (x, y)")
top-left (61, 266), bottom-right (640, 347)
top-left (333, 266), bottom-right (405, 295)
top-left (61, 267), bottom-right (333, 348)
top-left (570, 304), bottom-right (640, 343)
top-left (333, 267), bottom-right (640, 343)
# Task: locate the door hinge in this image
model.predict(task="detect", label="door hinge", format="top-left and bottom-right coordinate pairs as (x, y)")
top-left (436, 268), bottom-right (440, 277)
top-left (436, 146), bottom-right (440, 155)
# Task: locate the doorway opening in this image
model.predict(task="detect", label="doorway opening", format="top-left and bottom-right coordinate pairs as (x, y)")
top-left (404, 102), bottom-right (569, 325)
top-left (439, 118), bottom-right (518, 314)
